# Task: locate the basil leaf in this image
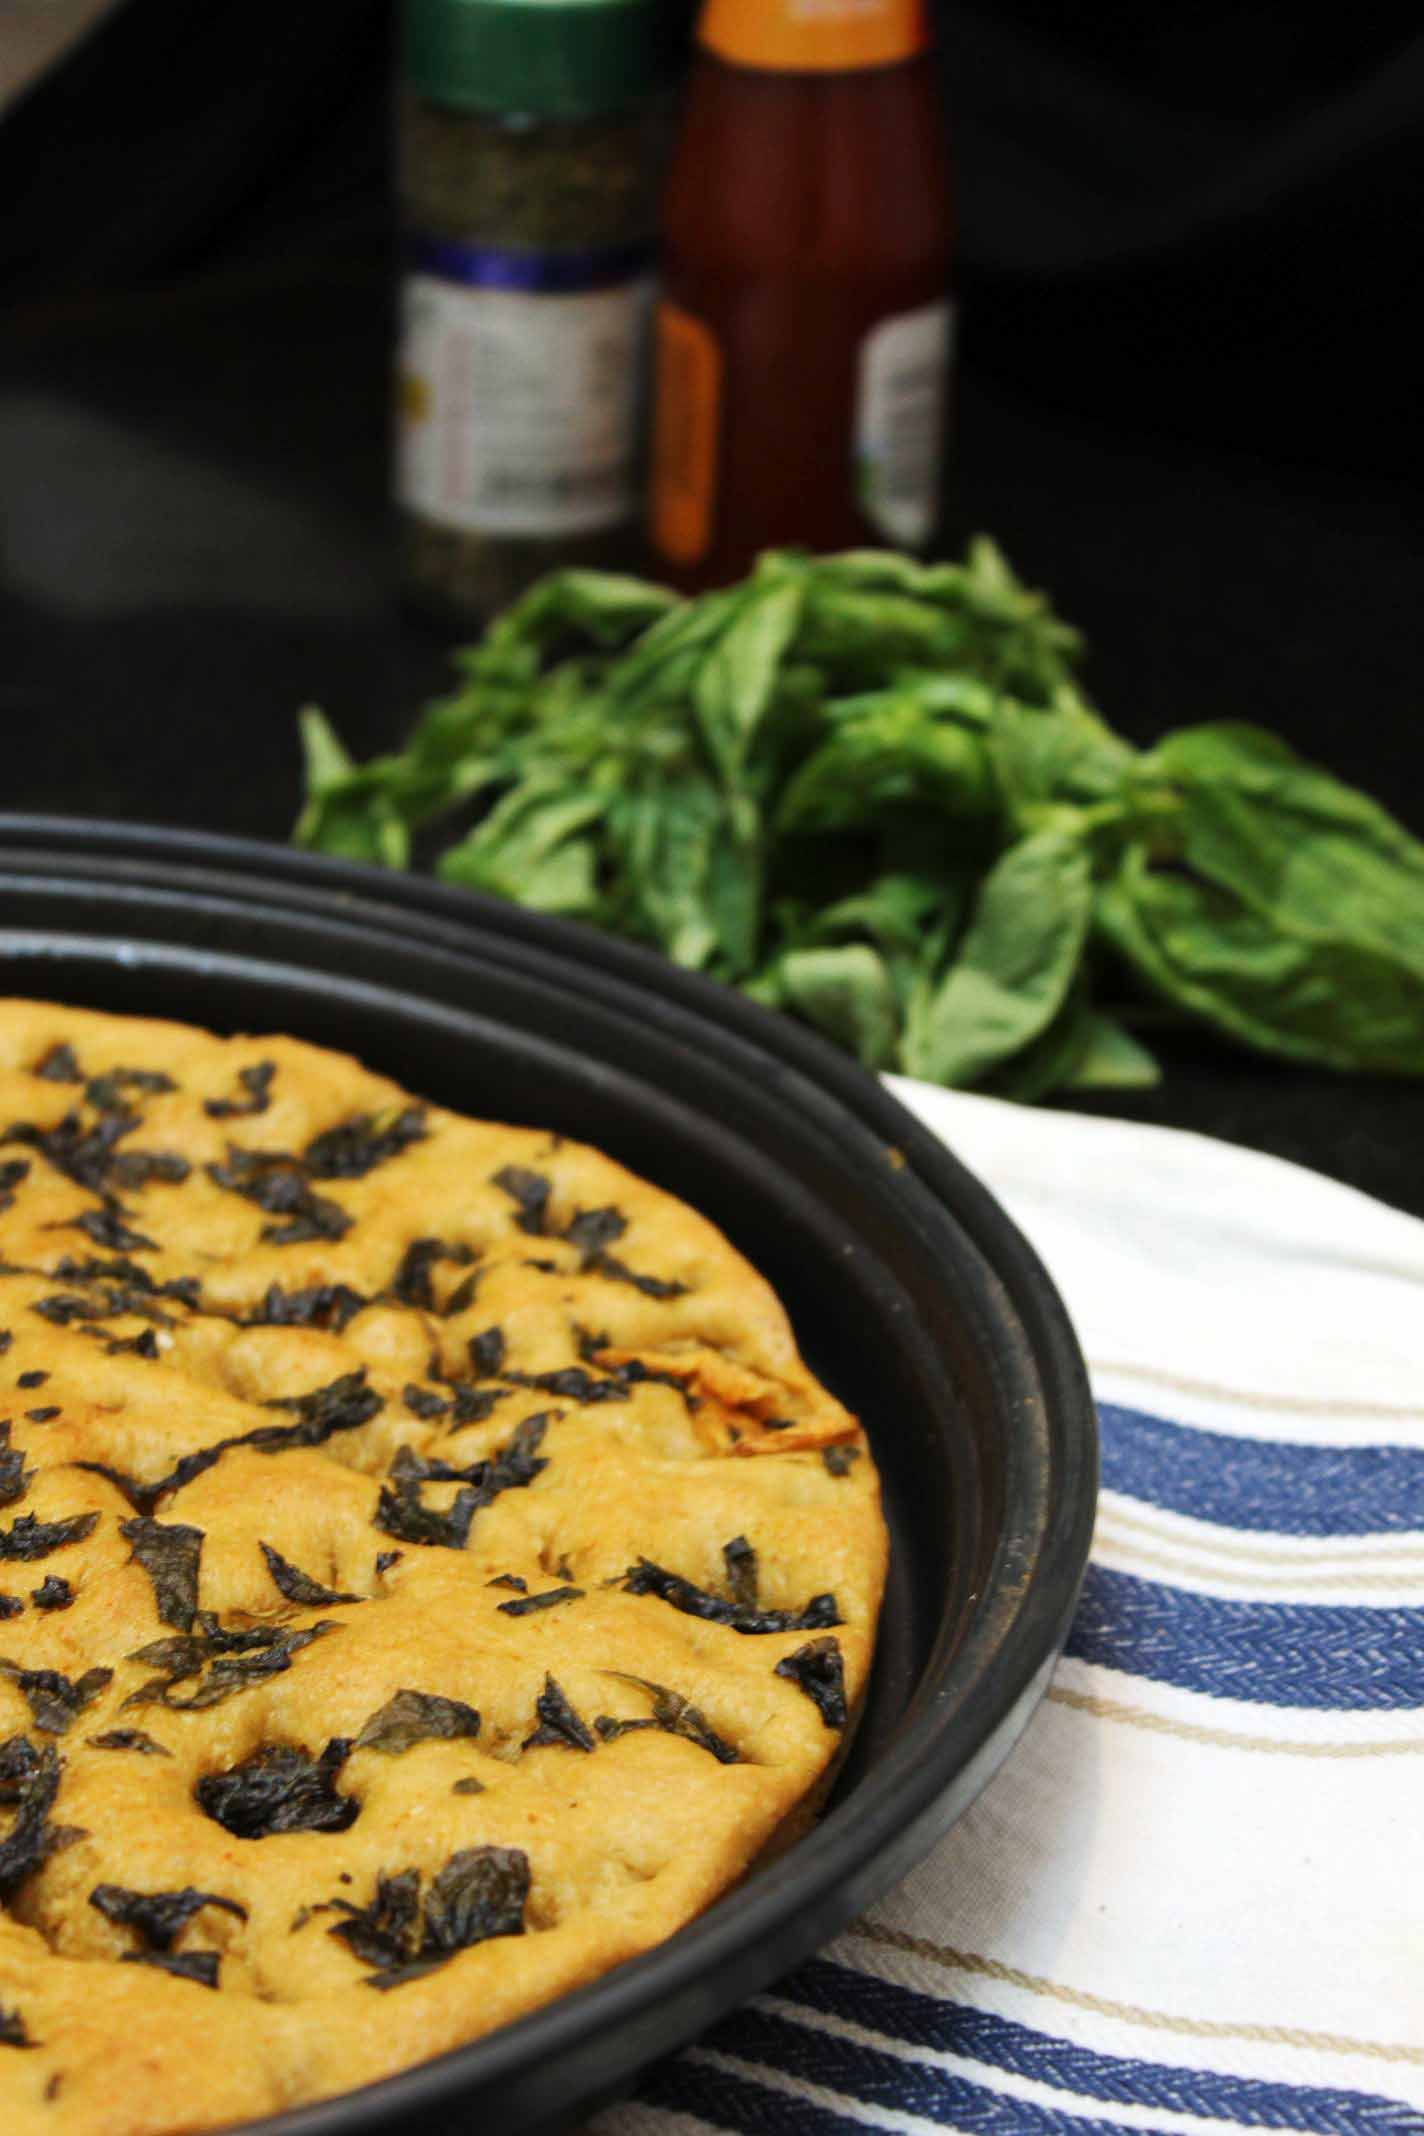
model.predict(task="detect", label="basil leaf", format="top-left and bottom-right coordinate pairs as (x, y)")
top-left (694, 576), bottom-right (805, 785)
top-left (1067, 1011), bottom-right (1162, 1091)
top-left (1147, 722), bottom-right (1424, 986)
top-left (906, 828), bottom-right (1095, 1086)
top-left (437, 782), bottom-right (604, 917)
top-left (777, 682), bottom-right (996, 833)
top-left (1097, 848), bottom-right (1424, 1073)
top-left (777, 945), bottom-right (900, 1070)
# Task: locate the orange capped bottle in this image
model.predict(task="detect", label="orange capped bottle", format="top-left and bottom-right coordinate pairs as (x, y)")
top-left (648, 0), bottom-right (954, 588)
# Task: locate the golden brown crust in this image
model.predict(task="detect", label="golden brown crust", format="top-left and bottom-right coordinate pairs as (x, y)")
top-left (0, 1000), bottom-right (885, 2135)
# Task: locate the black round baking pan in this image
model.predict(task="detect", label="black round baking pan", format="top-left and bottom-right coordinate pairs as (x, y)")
top-left (0, 818), bottom-right (1097, 2136)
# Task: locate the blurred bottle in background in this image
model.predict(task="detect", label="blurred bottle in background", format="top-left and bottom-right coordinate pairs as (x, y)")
top-left (396, 0), bottom-right (671, 621)
top-left (649, 0), bottom-right (954, 590)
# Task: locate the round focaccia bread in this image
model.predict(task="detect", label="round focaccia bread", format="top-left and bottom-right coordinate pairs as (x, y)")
top-left (0, 1000), bottom-right (885, 2135)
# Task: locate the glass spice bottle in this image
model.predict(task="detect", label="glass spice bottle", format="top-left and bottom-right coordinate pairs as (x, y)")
top-left (396, 0), bottom-right (670, 621)
top-left (649, 0), bottom-right (954, 590)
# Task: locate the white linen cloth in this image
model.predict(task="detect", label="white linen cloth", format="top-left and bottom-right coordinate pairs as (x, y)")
top-left (601, 1082), bottom-right (1424, 2136)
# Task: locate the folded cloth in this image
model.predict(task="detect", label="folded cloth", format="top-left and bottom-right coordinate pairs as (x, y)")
top-left (601, 1083), bottom-right (1424, 2136)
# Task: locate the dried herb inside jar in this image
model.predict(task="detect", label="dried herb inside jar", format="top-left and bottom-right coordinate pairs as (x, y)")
top-left (395, 0), bottom-right (673, 621)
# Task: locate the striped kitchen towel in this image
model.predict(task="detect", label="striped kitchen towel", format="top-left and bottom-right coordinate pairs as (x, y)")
top-left (601, 1083), bottom-right (1424, 2136)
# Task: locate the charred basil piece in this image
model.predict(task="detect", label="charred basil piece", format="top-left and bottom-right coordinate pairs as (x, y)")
top-left (595, 1675), bottom-right (741, 1765)
top-left (0, 2001), bottom-right (35, 2046)
top-left (505, 1366), bottom-right (627, 1406)
top-left (259, 1543), bottom-right (360, 1608)
top-left (451, 1776), bottom-right (485, 1796)
top-left (563, 1206), bottom-right (626, 1260)
top-left (389, 1238), bottom-right (476, 1312)
top-left (83, 1069), bottom-right (176, 1113)
top-left (108, 1149), bottom-right (190, 1190)
top-left (524, 1675), bottom-right (594, 1752)
top-left (122, 1949), bottom-right (221, 1988)
top-left (490, 1166), bottom-right (551, 1235)
top-left (252, 1281), bottom-right (367, 1333)
top-left (0, 1510), bottom-right (96, 1561)
top-left (0, 1596), bottom-right (21, 1620)
top-left (0, 1425), bottom-right (31, 1508)
top-left (774, 1635), bottom-right (847, 1728)
top-left (0, 1159), bottom-right (29, 1212)
top-left (136, 1369), bottom-right (384, 1505)
top-left (30, 1576), bottom-right (73, 1611)
top-left (622, 1558), bottom-right (840, 1636)
top-left (204, 1062), bottom-right (276, 1119)
top-left (375, 1414), bottom-right (549, 1551)
top-left (16, 1373), bottom-right (46, 1389)
top-left (86, 1729), bottom-right (171, 1756)
top-left (328, 1844), bottom-right (530, 1990)
top-left (24, 1408), bottom-right (59, 1424)
top-left (0, 1737), bottom-right (84, 1899)
top-left (467, 1325), bottom-right (505, 1379)
top-left (423, 1845), bottom-right (529, 1955)
top-left (722, 1535), bottom-right (759, 1608)
top-left (66, 1201), bottom-right (157, 1254)
top-left (2, 1107), bottom-right (135, 1196)
top-left (354, 1690), bottom-right (481, 1755)
top-left (327, 1867), bottom-right (421, 1971)
top-left (206, 1146), bottom-right (351, 1245)
top-left (587, 1255), bottom-right (688, 1300)
top-left (448, 1385), bottom-right (510, 1429)
top-left (303, 1107), bottom-right (427, 1180)
top-left (196, 1740), bottom-right (356, 1837)
top-left (90, 1883), bottom-right (247, 1950)
top-left (34, 1043), bottom-right (82, 1084)
top-left (121, 1517), bottom-right (203, 1631)
top-left (486, 1574), bottom-right (526, 1594)
top-left (497, 1586), bottom-right (582, 1617)
top-left (374, 1476), bottom-right (481, 1552)
top-left (401, 1383), bottom-right (450, 1420)
top-left (124, 1619), bottom-right (340, 1713)
top-left (822, 1444), bottom-right (861, 1477)
top-left (0, 1661), bottom-right (112, 1734)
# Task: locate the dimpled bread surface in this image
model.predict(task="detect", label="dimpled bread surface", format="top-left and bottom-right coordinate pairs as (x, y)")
top-left (0, 1000), bottom-right (885, 2135)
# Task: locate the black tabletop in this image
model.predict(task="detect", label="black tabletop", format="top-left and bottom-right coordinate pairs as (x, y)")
top-left (3, 4), bottom-right (1422, 1218)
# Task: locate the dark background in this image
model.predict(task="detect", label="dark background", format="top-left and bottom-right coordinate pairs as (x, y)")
top-left (2, 1), bottom-right (1421, 1211)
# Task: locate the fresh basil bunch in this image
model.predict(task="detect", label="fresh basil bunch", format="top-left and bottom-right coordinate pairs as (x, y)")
top-left (296, 543), bottom-right (1424, 1096)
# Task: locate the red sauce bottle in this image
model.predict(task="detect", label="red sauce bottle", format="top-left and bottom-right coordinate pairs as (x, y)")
top-left (648, 0), bottom-right (954, 589)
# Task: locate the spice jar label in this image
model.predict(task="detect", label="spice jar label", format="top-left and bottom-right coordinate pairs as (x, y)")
top-left (397, 240), bottom-right (653, 539)
top-left (853, 299), bottom-right (954, 550)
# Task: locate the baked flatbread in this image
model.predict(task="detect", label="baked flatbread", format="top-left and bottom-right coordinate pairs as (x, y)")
top-left (0, 1001), bottom-right (885, 2134)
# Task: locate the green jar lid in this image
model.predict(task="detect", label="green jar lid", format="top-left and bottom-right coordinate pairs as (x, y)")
top-left (404, 0), bottom-right (671, 120)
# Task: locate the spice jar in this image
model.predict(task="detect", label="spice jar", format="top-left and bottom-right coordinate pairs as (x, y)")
top-left (396, 0), bottom-right (670, 620)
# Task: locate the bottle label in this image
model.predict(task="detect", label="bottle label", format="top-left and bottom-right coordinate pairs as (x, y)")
top-left (396, 238), bottom-right (653, 538)
top-left (648, 300), bottom-right (723, 566)
top-left (698, 0), bottom-right (929, 73)
top-left (854, 299), bottom-right (953, 549)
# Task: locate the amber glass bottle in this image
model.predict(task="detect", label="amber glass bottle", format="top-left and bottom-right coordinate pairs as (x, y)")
top-left (648, 0), bottom-right (954, 589)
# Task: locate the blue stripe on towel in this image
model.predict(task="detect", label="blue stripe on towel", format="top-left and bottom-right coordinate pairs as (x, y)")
top-left (770, 1959), bottom-right (1423, 2134)
top-left (644, 2036), bottom-right (1149, 2136)
top-left (1067, 1564), bottom-right (1424, 1709)
top-left (1098, 1403), bottom-right (1424, 1537)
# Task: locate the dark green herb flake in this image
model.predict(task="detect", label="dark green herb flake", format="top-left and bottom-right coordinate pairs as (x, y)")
top-left (327, 1845), bottom-right (529, 1988)
top-left (196, 1741), bottom-right (356, 1837)
top-left (622, 1557), bottom-right (839, 1636)
top-left (497, 1585), bottom-right (582, 1617)
top-left (303, 1107), bottom-right (427, 1180)
top-left (121, 1517), bottom-right (203, 1631)
top-left (774, 1635), bottom-right (848, 1727)
top-left (259, 1542), bottom-right (360, 1608)
top-left (0, 1511), bottom-right (96, 1562)
top-left (204, 1062), bottom-right (276, 1119)
top-left (354, 1689), bottom-right (481, 1755)
top-left (524, 1674), bottom-right (594, 1752)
